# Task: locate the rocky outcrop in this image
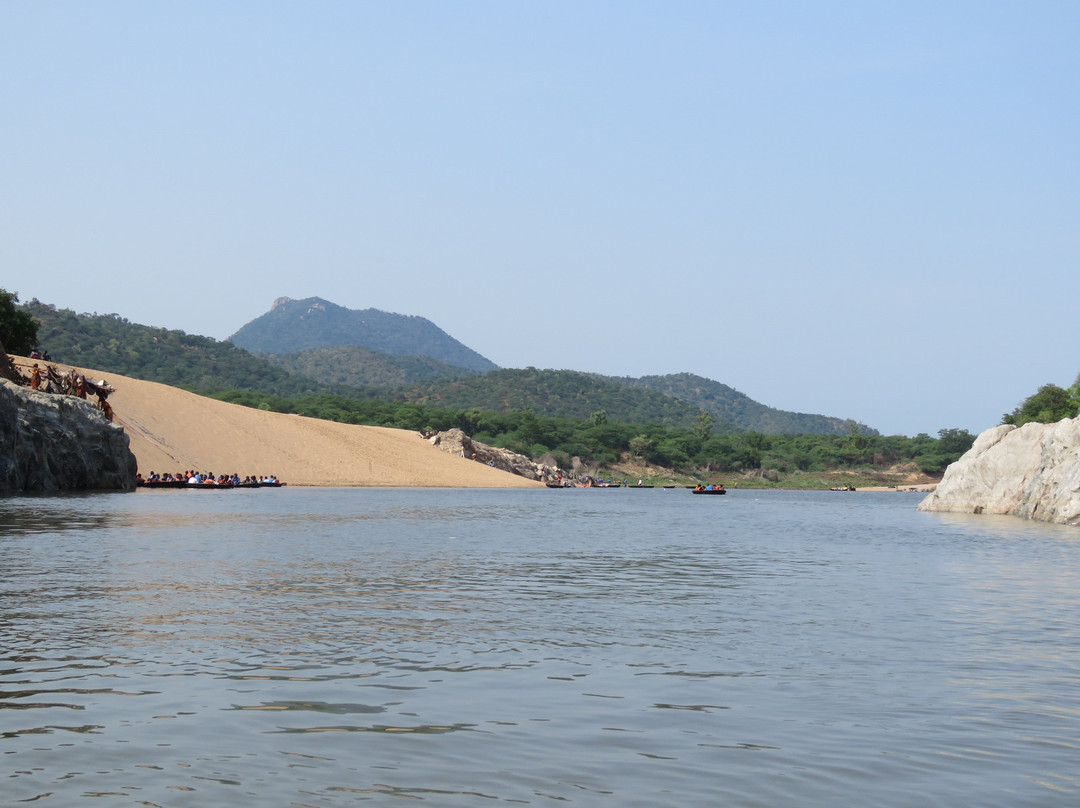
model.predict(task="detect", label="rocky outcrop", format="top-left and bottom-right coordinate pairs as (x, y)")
top-left (426, 428), bottom-right (555, 481)
top-left (917, 418), bottom-right (1080, 525)
top-left (0, 379), bottom-right (137, 494)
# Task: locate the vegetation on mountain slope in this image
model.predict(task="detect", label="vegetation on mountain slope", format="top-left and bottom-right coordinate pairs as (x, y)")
top-left (22, 300), bottom-right (350, 398)
top-left (229, 296), bottom-right (498, 372)
top-left (211, 388), bottom-right (974, 476)
top-left (17, 296), bottom-right (977, 481)
top-left (395, 367), bottom-right (730, 430)
top-left (1, 290), bottom-right (40, 356)
top-left (622, 372), bottom-right (875, 436)
top-left (267, 344), bottom-right (477, 388)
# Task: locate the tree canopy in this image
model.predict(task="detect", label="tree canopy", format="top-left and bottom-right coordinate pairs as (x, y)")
top-left (1003, 383), bottom-right (1079, 426)
top-left (0, 289), bottom-right (40, 356)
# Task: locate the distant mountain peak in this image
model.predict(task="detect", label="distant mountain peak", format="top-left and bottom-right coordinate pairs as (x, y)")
top-left (229, 296), bottom-right (498, 373)
top-left (271, 296), bottom-right (336, 315)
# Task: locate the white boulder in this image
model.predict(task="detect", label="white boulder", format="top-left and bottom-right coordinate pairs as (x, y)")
top-left (917, 417), bottom-right (1080, 525)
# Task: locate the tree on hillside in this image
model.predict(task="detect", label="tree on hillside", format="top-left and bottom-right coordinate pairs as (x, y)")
top-left (1003, 383), bottom-right (1077, 426)
top-left (914, 427), bottom-right (977, 474)
top-left (695, 411), bottom-right (713, 442)
top-left (1068, 373), bottom-right (1080, 414)
top-left (0, 290), bottom-right (40, 356)
top-left (936, 428), bottom-right (975, 455)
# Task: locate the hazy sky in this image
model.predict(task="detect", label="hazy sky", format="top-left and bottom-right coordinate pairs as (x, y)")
top-left (4, 2), bottom-right (1078, 436)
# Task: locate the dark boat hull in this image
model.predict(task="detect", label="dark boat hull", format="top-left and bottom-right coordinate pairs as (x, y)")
top-left (138, 480), bottom-right (285, 489)
top-left (691, 489), bottom-right (726, 495)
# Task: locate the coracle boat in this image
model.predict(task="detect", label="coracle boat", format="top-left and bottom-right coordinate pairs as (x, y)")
top-left (137, 479), bottom-right (286, 490)
top-left (691, 487), bottom-right (726, 495)
top-left (138, 480), bottom-right (233, 490)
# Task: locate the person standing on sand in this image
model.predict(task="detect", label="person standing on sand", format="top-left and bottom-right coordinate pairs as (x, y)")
top-left (30, 364), bottom-right (40, 390)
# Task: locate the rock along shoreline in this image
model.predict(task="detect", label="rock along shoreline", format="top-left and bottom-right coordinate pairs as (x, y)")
top-left (918, 417), bottom-right (1080, 526)
top-left (0, 377), bottom-right (137, 494)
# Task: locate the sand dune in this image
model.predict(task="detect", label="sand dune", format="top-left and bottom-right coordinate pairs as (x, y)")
top-left (10, 358), bottom-right (539, 488)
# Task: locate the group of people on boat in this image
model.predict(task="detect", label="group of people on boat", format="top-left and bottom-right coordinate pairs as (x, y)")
top-left (137, 470), bottom-right (282, 487)
top-left (693, 484), bottom-right (726, 492)
top-left (581, 476), bottom-right (622, 487)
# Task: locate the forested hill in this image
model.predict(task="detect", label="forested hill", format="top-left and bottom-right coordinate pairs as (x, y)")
top-left (267, 345), bottom-right (479, 388)
top-left (22, 301), bottom-right (355, 398)
top-left (21, 300), bottom-right (878, 435)
top-left (398, 368), bottom-right (873, 435)
top-left (23, 304), bottom-right (715, 429)
top-left (395, 367), bottom-right (727, 430)
top-left (624, 373), bottom-right (877, 436)
top-left (229, 297), bottom-right (498, 373)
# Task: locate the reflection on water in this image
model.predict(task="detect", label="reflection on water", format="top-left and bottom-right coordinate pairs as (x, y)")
top-left (1, 489), bottom-right (1079, 806)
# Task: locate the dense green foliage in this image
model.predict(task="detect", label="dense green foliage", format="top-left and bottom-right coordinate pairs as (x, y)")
top-left (23, 300), bottom-right (355, 398)
top-left (397, 368), bottom-right (877, 435)
top-left (21, 297), bottom-right (977, 478)
top-left (0, 289), bottom-right (40, 356)
top-left (211, 388), bottom-right (974, 476)
top-left (396, 367), bottom-right (730, 429)
top-left (267, 344), bottom-right (477, 388)
top-left (624, 372), bottom-right (877, 436)
top-left (1003, 382), bottom-right (1080, 426)
top-left (26, 297), bottom-right (887, 435)
top-left (229, 296), bottom-right (498, 372)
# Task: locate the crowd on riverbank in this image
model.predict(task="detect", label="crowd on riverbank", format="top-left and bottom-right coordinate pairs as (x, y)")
top-left (14, 356), bottom-right (117, 421)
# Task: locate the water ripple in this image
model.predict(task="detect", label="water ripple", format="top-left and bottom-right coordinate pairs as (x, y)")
top-left (1, 489), bottom-right (1078, 806)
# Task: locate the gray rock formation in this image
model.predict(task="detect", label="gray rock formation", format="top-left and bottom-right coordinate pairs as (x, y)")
top-left (917, 417), bottom-right (1080, 526)
top-left (0, 379), bottom-right (137, 494)
top-left (427, 428), bottom-right (554, 481)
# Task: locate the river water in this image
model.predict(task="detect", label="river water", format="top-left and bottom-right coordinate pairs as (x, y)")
top-left (2, 487), bottom-right (1078, 807)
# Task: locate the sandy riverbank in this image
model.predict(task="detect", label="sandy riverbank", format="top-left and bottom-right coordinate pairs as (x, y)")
top-left (9, 357), bottom-right (540, 488)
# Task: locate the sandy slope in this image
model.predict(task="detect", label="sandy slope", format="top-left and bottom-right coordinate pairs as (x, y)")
top-left (9, 357), bottom-right (539, 488)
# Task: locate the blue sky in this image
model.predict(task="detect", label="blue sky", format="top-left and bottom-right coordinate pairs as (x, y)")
top-left (3, 1), bottom-right (1078, 436)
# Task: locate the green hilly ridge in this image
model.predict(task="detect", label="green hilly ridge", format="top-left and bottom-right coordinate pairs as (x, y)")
top-left (23, 301), bottom-right (334, 398)
top-left (229, 296), bottom-right (498, 373)
top-left (267, 345), bottom-right (478, 388)
top-left (394, 367), bottom-right (734, 431)
top-left (13, 294), bottom-right (976, 479)
top-left (21, 297), bottom-right (875, 435)
top-left (625, 373), bottom-right (872, 435)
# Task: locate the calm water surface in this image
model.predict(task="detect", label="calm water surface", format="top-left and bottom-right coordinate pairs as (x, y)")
top-left (2, 488), bottom-right (1079, 806)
